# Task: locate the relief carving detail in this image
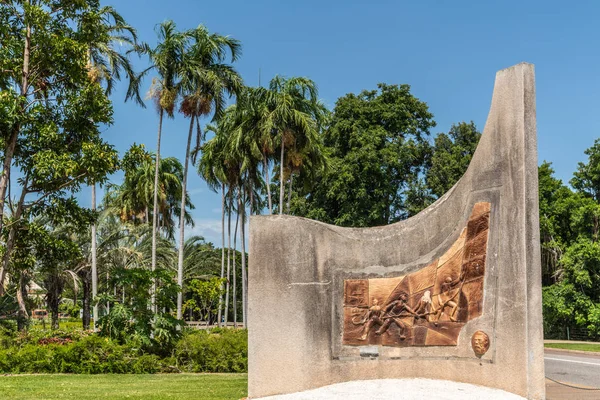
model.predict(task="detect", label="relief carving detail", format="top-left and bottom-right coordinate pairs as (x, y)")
top-left (471, 330), bottom-right (490, 356)
top-left (342, 202), bottom-right (491, 347)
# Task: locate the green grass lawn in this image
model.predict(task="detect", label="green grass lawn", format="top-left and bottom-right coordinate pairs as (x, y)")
top-left (545, 342), bottom-right (600, 352)
top-left (0, 373), bottom-right (248, 400)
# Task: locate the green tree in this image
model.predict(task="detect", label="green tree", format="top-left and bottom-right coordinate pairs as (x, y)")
top-left (262, 76), bottom-right (325, 215)
top-left (234, 87), bottom-right (276, 214)
top-left (80, 4), bottom-right (141, 100)
top-left (290, 83), bottom-right (435, 227)
top-left (217, 79), bottom-right (327, 324)
top-left (0, 1), bottom-right (117, 297)
top-left (176, 25), bottom-right (242, 319)
top-left (540, 142), bottom-right (600, 339)
top-left (571, 138), bottom-right (600, 201)
top-left (0, 80), bottom-right (119, 300)
top-left (426, 122), bottom-right (481, 198)
top-left (183, 277), bottom-right (225, 326)
top-left (179, 236), bottom-right (222, 283)
top-left (538, 162), bottom-right (577, 285)
top-left (79, 2), bottom-right (141, 333)
top-left (135, 20), bottom-right (189, 312)
top-left (197, 125), bottom-right (230, 326)
top-left (106, 152), bottom-right (194, 239)
top-left (105, 144), bottom-right (154, 224)
top-left (198, 114), bottom-right (254, 326)
top-left (36, 221), bottom-right (83, 330)
top-left (98, 264), bottom-right (182, 352)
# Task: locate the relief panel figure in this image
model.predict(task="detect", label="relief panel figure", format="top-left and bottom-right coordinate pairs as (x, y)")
top-left (342, 202), bottom-right (491, 347)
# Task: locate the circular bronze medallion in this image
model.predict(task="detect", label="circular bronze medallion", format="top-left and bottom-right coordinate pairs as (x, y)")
top-left (471, 330), bottom-right (490, 356)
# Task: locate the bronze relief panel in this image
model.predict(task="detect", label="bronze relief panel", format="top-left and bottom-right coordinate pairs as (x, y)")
top-left (342, 202), bottom-right (491, 347)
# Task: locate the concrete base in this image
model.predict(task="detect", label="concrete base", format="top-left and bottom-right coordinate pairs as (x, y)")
top-left (255, 379), bottom-right (526, 400)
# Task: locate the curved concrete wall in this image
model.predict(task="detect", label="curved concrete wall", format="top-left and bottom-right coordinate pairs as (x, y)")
top-left (248, 63), bottom-right (544, 399)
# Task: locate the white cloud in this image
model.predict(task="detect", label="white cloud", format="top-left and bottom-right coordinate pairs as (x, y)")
top-left (186, 218), bottom-right (222, 245)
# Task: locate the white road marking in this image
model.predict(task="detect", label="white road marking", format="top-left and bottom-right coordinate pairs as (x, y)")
top-left (545, 356), bottom-right (600, 366)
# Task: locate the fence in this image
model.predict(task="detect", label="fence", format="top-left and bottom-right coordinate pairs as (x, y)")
top-left (185, 321), bottom-right (245, 330)
top-left (544, 325), bottom-right (600, 341)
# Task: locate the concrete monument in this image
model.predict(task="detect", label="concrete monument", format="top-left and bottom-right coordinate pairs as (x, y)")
top-left (248, 63), bottom-right (545, 399)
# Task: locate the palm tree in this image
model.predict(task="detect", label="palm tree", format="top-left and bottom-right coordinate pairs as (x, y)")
top-left (106, 154), bottom-right (194, 239)
top-left (176, 25), bottom-right (242, 319)
top-left (92, 217), bottom-right (176, 315)
top-left (71, 209), bottom-right (127, 329)
top-left (35, 222), bottom-right (82, 330)
top-left (80, 4), bottom-right (141, 330)
top-left (81, 5), bottom-right (141, 100)
top-left (231, 78), bottom-right (324, 215)
top-left (235, 87), bottom-right (276, 214)
top-left (91, 184), bottom-right (98, 330)
top-left (134, 20), bottom-right (190, 312)
top-left (220, 82), bottom-right (325, 324)
top-left (179, 236), bottom-right (221, 282)
top-left (226, 100), bottom-right (264, 326)
top-left (198, 124), bottom-right (230, 326)
top-left (282, 112), bottom-right (328, 213)
top-left (266, 76), bottom-right (324, 214)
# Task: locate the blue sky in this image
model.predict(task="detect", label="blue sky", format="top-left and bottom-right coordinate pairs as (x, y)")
top-left (91, 0), bottom-right (600, 246)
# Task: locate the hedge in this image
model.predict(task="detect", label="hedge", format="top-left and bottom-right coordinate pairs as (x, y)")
top-left (0, 328), bottom-right (247, 374)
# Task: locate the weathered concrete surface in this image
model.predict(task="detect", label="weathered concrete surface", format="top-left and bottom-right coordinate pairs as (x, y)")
top-left (248, 63), bottom-right (545, 399)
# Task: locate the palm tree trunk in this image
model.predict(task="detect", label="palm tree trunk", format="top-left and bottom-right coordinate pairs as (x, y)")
top-left (106, 271), bottom-right (110, 315)
top-left (80, 269), bottom-right (91, 330)
top-left (279, 138), bottom-right (285, 215)
top-left (240, 194), bottom-right (247, 328)
top-left (224, 195), bottom-right (232, 325)
top-left (287, 173), bottom-right (293, 214)
top-left (263, 158), bottom-right (273, 214)
top-left (233, 206), bottom-right (239, 328)
top-left (0, 14), bottom-right (30, 243)
top-left (47, 274), bottom-right (62, 330)
top-left (91, 183), bottom-right (98, 330)
top-left (176, 115), bottom-right (195, 319)
top-left (51, 305), bottom-right (59, 330)
top-left (217, 183), bottom-right (226, 327)
top-left (151, 108), bottom-right (164, 313)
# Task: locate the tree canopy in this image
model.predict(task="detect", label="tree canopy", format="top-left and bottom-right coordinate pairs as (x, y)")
top-left (290, 83), bottom-right (435, 226)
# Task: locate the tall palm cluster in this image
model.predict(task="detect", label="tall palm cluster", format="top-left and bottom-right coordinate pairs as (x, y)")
top-left (82, 18), bottom-right (244, 324)
top-left (1, 2), bottom-right (329, 332)
top-left (198, 77), bottom-right (328, 327)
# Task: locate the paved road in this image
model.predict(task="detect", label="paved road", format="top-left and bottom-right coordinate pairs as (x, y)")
top-left (544, 349), bottom-right (600, 388)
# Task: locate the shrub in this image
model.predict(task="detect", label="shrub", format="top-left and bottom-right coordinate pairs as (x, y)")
top-left (0, 321), bottom-right (17, 349)
top-left (12, 328), bottom-right (92, 347)
top-left (0, 336), bottom-right (157, 374)
top-left (175, 328), bottom-right (248, 373)
top-left (131, 354), bottom-right (163, 374)
top-left (52, 336), bottom-right (130, 373)
top-left (0, 327), bottom-right (248, 374)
